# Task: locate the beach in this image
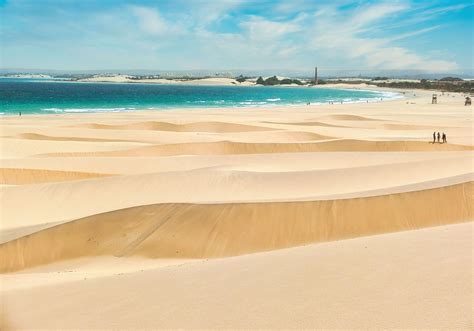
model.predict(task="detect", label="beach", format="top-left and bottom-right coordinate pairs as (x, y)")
top-left (0, 88), bottom-right (472, 329)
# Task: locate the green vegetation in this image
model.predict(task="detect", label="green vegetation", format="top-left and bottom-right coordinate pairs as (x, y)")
top-left (371, 76), bottom-right (389, 81)
top-left (309, 80), bottom-right (326, 85)
top-left (263, 76), bottom-right (280, 85)
top-left (374, 80), bottom-right (473, 93)
top-left (235, 75), bottom-right (249, 83)
top-left (256, 75), bottom-right (305, 86)
top-left (280, 78), bottom-right (304, 85)
top-left (439, 77), bottom-right (464, 82)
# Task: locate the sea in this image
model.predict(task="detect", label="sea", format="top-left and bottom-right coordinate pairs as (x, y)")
top-left (0, 78), bottom-right (402, 115)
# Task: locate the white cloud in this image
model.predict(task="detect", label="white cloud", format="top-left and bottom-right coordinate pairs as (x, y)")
top-left (1, 0), bottom-right (465, 71)
top-left (351, 2), bottom-right (408, 28)
top-left (240, 16), bottom-right (300, 41)
top-left (129, 6), bottom-right (182, 36)
top-left (307, 2), bottom-right (459, 72)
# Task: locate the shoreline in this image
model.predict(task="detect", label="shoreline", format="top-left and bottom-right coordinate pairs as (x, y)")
top-left (0, 84), bottom-right (418, 118)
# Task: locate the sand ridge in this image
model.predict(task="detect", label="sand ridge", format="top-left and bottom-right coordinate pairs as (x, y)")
top-left (72, 120), bottom-right (276, 133)
top-left (0, 181), bottom-right (471, 272)
top-left (0, 168), bottom-right (112, 185)
top-left (35, 139), bottom-right (474, 158)
top-left (3, 222), bottom-right (471, 329)
top-left (13, 132), bottom-right (142, 143)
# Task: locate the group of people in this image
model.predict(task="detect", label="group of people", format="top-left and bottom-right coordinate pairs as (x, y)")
top-left (433, 132), bottom-right (447, 144)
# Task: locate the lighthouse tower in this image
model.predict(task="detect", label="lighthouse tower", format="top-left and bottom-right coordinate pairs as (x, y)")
top-left (314, 67), bottom-right (318, 85)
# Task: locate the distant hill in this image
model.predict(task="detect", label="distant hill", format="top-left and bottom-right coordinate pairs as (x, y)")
top-left (439, 77), bottom-right (464, 82)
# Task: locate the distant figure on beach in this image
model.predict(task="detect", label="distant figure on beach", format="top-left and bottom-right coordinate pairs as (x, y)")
top-left (437, 132), bottom-right (441, 143)
top-left (442, 133), bottom-right (447, 143)
top-left (432, 132), bottom-right (436, 143)
top-left (19, 111), bottom-right (21, 117)
top-left (465, 96), bottom-right (471, 106)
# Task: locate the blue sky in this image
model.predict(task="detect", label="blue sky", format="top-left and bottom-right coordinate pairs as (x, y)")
top-left (1, 0), bottom-right (472, 72)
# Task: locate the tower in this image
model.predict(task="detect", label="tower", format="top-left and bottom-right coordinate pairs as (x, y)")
top-left (314, 67), bottom-right (318, 85)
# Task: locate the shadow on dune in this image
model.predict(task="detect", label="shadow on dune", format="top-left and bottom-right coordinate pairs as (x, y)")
top-left (1, 181), bottom-right (471, 273)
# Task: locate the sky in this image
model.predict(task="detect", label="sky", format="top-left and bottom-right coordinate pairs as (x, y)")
top-left (0, 0), bottom-right (473, 73)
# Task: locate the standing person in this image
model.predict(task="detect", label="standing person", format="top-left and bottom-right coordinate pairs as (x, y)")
top-left (432, 132), bottom-right (436, 143)
top-left (437, 132), bottom-right (441, 143)
top-left (442, 133), bottom-right (447, 144)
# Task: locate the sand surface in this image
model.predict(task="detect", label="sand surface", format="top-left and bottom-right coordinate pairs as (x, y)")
top-left (2, 223), bottom-right (472, 329)
top-left (0, 89), bottom-right (472, 328)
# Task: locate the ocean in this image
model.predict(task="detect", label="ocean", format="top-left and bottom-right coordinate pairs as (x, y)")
top-left (0, 78), bottom-right (401, 115)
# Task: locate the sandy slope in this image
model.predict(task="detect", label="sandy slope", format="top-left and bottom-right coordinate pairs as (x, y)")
top-left (0, 168), bottom-right (111, 185)
top-left (1, 157), bottom-right (471, 239)
top-left (0, 89), bottom-right (472, 328)
top-left (2, 222), bottom-right (472, 329)
top-left (1, 181), bottom-right (471, 272)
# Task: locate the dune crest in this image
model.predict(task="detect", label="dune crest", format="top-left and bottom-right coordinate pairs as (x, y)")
top-left (318, 114), bottom-right (379, 121)
top-left (0, 168), bottom-right (111, 185)
top-left (14, 133), bottom-right (138, 143)
top-left (1, 181), bottom-right (471, 272)
top-left (37, 139), bottom-right (474, 158)
top-left (73, 121), bottom-right (275, 133)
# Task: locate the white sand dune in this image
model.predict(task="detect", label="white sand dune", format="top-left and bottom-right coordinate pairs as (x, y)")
top-left (1, 151), bottom-right (468, 174)
top-left (318, 114), bottom-right (380, 121)
top-left (14, 130), bottom-right (330, 143)
top-left (73, 120), bottom-right (275, 133)
top-left (0, 181), bottom-right (471, 272)
top-left (1, 90), bottom-right (472, 328)
top-left (14, 132), bottom-right (140, 143)
top-left (2, 222), bottom-right (472, 329)
top-left (36, 139), bottom-right (473, 158)
top-left (1, 155), bottom-right (471, 237)
top-left (0, 138), bottom-right (148, 158)
top-left (265, 120), bottom-right (347, 128)
top-left (0, 168), bottom-right (111, 185)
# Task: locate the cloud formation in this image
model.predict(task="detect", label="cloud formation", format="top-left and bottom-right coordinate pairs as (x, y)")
top-left (1, 0), bottom-right (471, 72)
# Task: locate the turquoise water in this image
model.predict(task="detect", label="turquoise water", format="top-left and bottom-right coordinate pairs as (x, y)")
top-left (0, 78), bottom-right (401, 115)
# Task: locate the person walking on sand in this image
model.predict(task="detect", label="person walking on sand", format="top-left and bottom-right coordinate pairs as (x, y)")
top-left (437, 132), bottom-right (441, 143)
top-left (432, 132), bottom-right (436, 143)
top-left (442, 133), bottom-right (447, 144)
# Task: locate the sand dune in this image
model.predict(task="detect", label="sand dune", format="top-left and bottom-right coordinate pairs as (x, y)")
top-left (74, 121), bottom-right (274, 133)
top-left (3, 222), bottom-right (471, 329)
top-left (0, 152), bottom-right (470, 175)
top-left (0, 138), bottom-right (147, 158)
top-left (1, 91), bottom-right (473, 328)
top-left (221, 130), bottom-right (334, 142)
top-left (37, 139), bottom-right (474, 158)
top-left (265, 120), bottom-right (346, 128)
top-left (1, 181), bottom-right (471, 272)
top-left (0, 168), bottom-right (111, 185)
top-left (14, 132), bottom-right (138, 143)
top-left (318, 114), bottom-right (380, 121)
top-left (1, 158), bottom-right (470, 240)
top-left (380, 123), bottom-right (455, 130)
